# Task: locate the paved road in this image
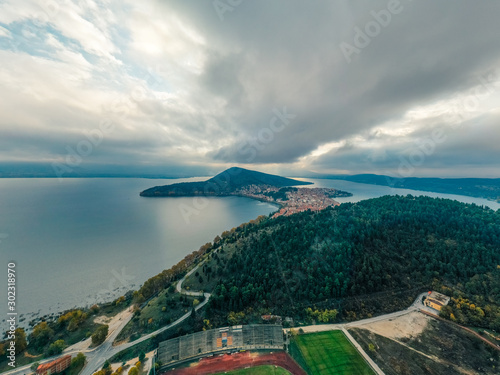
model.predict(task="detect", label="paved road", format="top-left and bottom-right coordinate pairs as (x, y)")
top-left (283, 293), bottom-right (432, 375)
top-left (79, 269), bottom-right (211, 375)
top-left (3, 263), bottom-right (212, 375)
top-left (290, 292), bottom-right (429, 334)
top-left (3, 272), bottom-right (431, 375)
top-left (80, 309), bottom-right (135, 375)
top-left (176, 264), bottom-right (203, 295)
top-left (113, 292), bottom-right (211, 350)
top-left (2, 350), bottom-right (84, 375)
top-left (111, 290), bottom-right (427, 375)
top-left (342, 328), bottom-right (385, 375)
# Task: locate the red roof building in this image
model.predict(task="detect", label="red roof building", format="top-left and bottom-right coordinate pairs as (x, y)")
top-left (36, 355), bottom-right (72, 375)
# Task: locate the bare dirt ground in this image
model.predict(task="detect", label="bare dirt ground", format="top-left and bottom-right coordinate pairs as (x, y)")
top-left (94, 308), bottom-right (129, 326)
top-left (62, 308), bottom-right (133, 354)
top-left (358, 311), bottom-right (431, 341)
top-left (94, 307), bottom-right (133, 337)
top-left (350, 314), bottom-right (500, 375)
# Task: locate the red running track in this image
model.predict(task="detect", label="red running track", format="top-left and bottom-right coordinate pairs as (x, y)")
top-left (163, 351), bottom-right (307, 375)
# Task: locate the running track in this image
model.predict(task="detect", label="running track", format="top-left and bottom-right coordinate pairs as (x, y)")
top-left (163, 351), bottom-right (307, 375)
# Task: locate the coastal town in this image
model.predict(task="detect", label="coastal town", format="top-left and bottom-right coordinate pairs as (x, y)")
top-left (233, 185), bottom-right (352, 218)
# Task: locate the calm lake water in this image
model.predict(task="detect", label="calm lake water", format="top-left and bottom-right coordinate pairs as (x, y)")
top-left (298, 178), bottom-right (500, 210)
top-left (0, 178), bottom-right (277, 331)
top-left (0, 177), bottom-right (498, 331)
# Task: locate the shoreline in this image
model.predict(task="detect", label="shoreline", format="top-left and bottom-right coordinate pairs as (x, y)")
top-left (140, 186), bottom-right (353, 218)
top-left (2, 178), bottom-right (498, 336)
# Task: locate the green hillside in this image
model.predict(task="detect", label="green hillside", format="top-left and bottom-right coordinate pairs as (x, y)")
top-left (140, 167), bottom-right (312, 196)
top-left (194, 195), bottom-right (500, 327)
top-left (291, 331), bottom-right (374, 375)
top-left (327, 174), bottom-right (500, 202)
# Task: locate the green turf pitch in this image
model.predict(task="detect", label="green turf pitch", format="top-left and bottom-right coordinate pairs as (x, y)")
top-left (215, 365), bottom-right (291, 374)
top-left (293, 331), bottom-right (375, 375)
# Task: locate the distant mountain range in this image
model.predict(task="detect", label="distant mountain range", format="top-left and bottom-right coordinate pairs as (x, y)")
top-left (140, 167), bottom-right (312, 197)
top-left (323, 174), bottom-right (500, 202)
top-left (2, 162), bottom-right (498, 203)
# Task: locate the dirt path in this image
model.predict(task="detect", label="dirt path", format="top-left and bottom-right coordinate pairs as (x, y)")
top-left (352, 311), bottom-right (483, 375)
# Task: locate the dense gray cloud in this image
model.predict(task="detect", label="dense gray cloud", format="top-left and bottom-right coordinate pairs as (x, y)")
top-left (0, 0), bottom-right (499, 177)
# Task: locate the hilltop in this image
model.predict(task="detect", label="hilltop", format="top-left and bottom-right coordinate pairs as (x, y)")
top-left (139, 167), bottom-right (312, 197)
top-left (100, 195), bottom-right (499, 375)
top-left (180, 195), bottom-right (500, 327)
top-left (139, 167), bottom-right (352, 217)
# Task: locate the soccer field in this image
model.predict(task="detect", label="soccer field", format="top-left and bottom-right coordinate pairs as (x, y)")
top-left (292, 331), bottom-right (375, 375)
top-left (215, 365), bottom-right (291, 375)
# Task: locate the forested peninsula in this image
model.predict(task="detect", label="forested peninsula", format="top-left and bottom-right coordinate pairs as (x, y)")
top-left (140, 167), bottom-right (312, 197)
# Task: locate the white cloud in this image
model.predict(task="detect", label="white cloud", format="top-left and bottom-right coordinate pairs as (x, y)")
top-left (0, 25), bottom-right (12, 38)
top-left (0, 0), bottom-right (122, 64)
top-left (0, 0), bottom-right (500, 177)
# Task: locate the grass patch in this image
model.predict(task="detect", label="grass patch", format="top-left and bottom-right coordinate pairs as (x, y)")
top-left (183, 244), bottom-right (239, 292)
top-left (0, 351), bottom-right (43, 373)
top-left (288, 339), bottom-right (311, 374)
top-left (115, 289), bottom-right (199, 343)
top-left (349, 328), bottom-right (452, 375)
top-left (350, 319), bottom-right (500, 375)
top-left (291, 331), bottom-right (374, 375)
top-left (50, 318), bottom-right (102, 347)
top-left (214, 365), bottom-right (290, 374)
top-left (468, 327), bottom-right (500, 347)
top-left (67, 360), bottom-right (86, 375)
top-left (98, 299), bottom-right (132, 317)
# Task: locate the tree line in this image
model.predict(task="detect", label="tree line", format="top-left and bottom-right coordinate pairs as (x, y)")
top-left (203, 195), bottom-right (500, 326)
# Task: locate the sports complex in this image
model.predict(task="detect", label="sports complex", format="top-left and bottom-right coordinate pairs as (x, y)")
top-left (156, 324), bottom-right (375, 375)
top-left (157, 325), bottom-right (285, 369)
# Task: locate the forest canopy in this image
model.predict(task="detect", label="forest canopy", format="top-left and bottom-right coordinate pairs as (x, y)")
top-left (203, 195), bottom-right (500, 327)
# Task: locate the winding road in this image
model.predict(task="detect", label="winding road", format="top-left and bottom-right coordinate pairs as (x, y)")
top-left (4, 276), bottom-right (429, 375)
top-left (3, 268), bottom-right (211, 375)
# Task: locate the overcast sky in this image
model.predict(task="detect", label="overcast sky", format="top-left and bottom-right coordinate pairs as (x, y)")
top-left (0, 0), bottom-right (499, 178)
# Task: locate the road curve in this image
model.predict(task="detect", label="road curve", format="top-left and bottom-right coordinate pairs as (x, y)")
top-left (79, 259), bottom-right (213, 375)
top-left (79, 268), bottom-right (212, 375)
top-left (3, 263), bottom-right (212, 375)
top-left (3, 277), bottom-right (428, 375)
